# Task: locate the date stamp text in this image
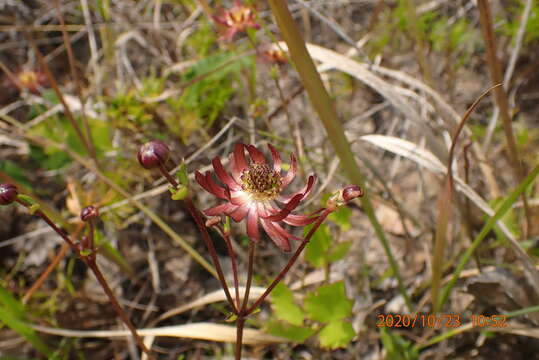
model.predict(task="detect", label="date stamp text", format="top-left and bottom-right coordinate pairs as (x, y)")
top-left (376, 313), bottom-right (507, 328)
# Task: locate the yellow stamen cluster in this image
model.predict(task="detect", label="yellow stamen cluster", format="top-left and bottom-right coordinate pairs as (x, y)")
top-left (18, 71), bottom-right (38, 88)
top-left (226, 7), bottom-right (252, 26)
top-left (240, 164), bottom-right (282, 200)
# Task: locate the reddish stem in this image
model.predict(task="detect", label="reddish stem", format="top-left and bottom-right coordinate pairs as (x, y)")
top-left (15, 199), bottom-right (154, 359)
top-left (235, 241), bottom-right (255, 360)
top-left (158, 165), bottom-right (238, 313)
top-left (220, 226), bottom-right (241, 311)
top-left (246, 209), bottom-right (331, 315)
top-left (86, 261), bottom-right (154, 359)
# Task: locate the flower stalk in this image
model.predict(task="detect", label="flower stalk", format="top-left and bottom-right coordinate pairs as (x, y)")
top-left (141, 142), bottom-right (239, 313)
top-left (0, 185), bottom-right (154, 359)
top-left (138, 141), bottom-right (363, 360)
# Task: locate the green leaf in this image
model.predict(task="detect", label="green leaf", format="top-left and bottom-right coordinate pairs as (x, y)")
top-left (304, 223), bottom-right (331, 268)
top-left (327, 241), bottom-right (352, 262)
top-left (439, 162), bottom-right (539, 308)
top-left (94, 231), bottom-right (134, 276)
top-left (265, 320), bottom-right (315, 342)
top-left (17, 195), bottom-right (39, 209)
top-left (176, 161), bottom-right (189, 186)
top-left (0, 286), bottom-right (52, 356)
top-left (304, 281), bottom-right (353, 322)
top-left (328, 205), bottom-right (352, 231)
top-left (89, 118), bottom-right (113, 154)
top-left (380, 327), bottom-right (418, 360)
top-left (0, 160), bottom-right (30, 187)
top-left (318, 320), bottom-right (355, 349)
top-left (270, 283), bottom-right (304, 326)
top-left (170, 186), bottom-right (189, 200)
top-left (0, 286), bottom-right (25, 318)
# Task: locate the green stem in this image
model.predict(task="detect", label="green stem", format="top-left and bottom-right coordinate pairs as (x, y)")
top-left (477, 0), bottom-right (531, 236)
top-left (438, 163), bottom-right (539, 309)
top-left (267, 0), bottom-right (412, 311)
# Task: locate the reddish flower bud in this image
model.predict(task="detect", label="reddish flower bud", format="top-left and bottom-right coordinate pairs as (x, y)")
top-left (137, 140), bottom-right (170, 169)
top-left (0, 183), bottom-right (18, 205)
top-left (80, 205), bottom-right (99, 221)
top-left (342, 185), bottom-right (363, 202)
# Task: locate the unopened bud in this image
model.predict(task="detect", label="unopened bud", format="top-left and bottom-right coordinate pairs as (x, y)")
top-left (0, 183), bottom-right (18, 205)
top-left (80, 205), bottom-right (99, 221)
top-left (342, 185), bottom-right (363, 202)
top-left (137, 140), bottom-right (170, 169)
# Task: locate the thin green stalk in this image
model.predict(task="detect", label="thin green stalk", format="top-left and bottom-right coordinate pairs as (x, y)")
top-left (24, 32), bottom-right (94, 163)
top-left (477, 0), bottom-right (531, 236)
top-left (267, 0), bottom-right (412, 311)
top-left (431, 86), bottom-right (498, 312)
top-left (438, 162), bottom-right (539, 309)
top-left (54, 0), bottom-right (98, 166)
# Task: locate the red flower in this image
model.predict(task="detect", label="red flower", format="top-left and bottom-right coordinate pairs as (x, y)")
top-left (260, 47), bottom-right (288, 66)
top-left (4, 69), bottom-right (49, 94)
top-left (213, 1), bottom-right (260, 42)
top-left (196, 143), bottom-right (317, 252)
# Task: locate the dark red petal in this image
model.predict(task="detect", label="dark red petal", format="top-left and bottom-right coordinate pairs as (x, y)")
top-left (229, 204), bottom-right (250, 222)
top-left (268, 144), bottom-right (282, 173)
top-left (281, 153), bottom-right (297, 187)
top-left (228, 152), bottom-right (242, 181)
top-left (212, 157), bottom-right (240, 190)
top-left (204, 203), bottom-right (237, 216)
top-left (246, 144), bottom-right (266, 164)
top-left (261, 219), bottom-right (291, 252)
top-left (246, 208), bottom-right (261, 242)
top-left (265, 194), bottom-right (303, 222)
top-left (233, 143), bottom-right (248, 175)
top-left (279, 175), bottom-right (316, 202)
top-left (282, 214), bottom-right (319, 226)
top-left (272, 222), bottom-right (301, 241)
top-left (205, 172), bottom-right (227, 199)
top-left (195, 171), bottom-right (213, 194)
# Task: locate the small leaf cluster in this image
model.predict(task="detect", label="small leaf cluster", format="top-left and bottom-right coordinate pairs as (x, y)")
top-left (267, 281), bottom-right (355, 349)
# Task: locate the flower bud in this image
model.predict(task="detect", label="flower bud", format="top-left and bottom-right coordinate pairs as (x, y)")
top-left (0, 183), bottom-right (18, 205)
top-left (342, 185), bottom-right (363, 202)
top-left (137, 140), bottom-right (170, 169)
top-left (80, 205), bottom-right (99, 221)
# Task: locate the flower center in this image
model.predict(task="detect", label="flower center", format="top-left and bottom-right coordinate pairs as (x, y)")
top-left (18, 71), bottom-right (38, 87)
top-left (227, 7), bottom-right (251, 25)
top-left (240, 164), bottom-right (281, 200)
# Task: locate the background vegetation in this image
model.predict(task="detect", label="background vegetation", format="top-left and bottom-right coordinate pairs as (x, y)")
top-left (1, 0), bottom-right (539, 358)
